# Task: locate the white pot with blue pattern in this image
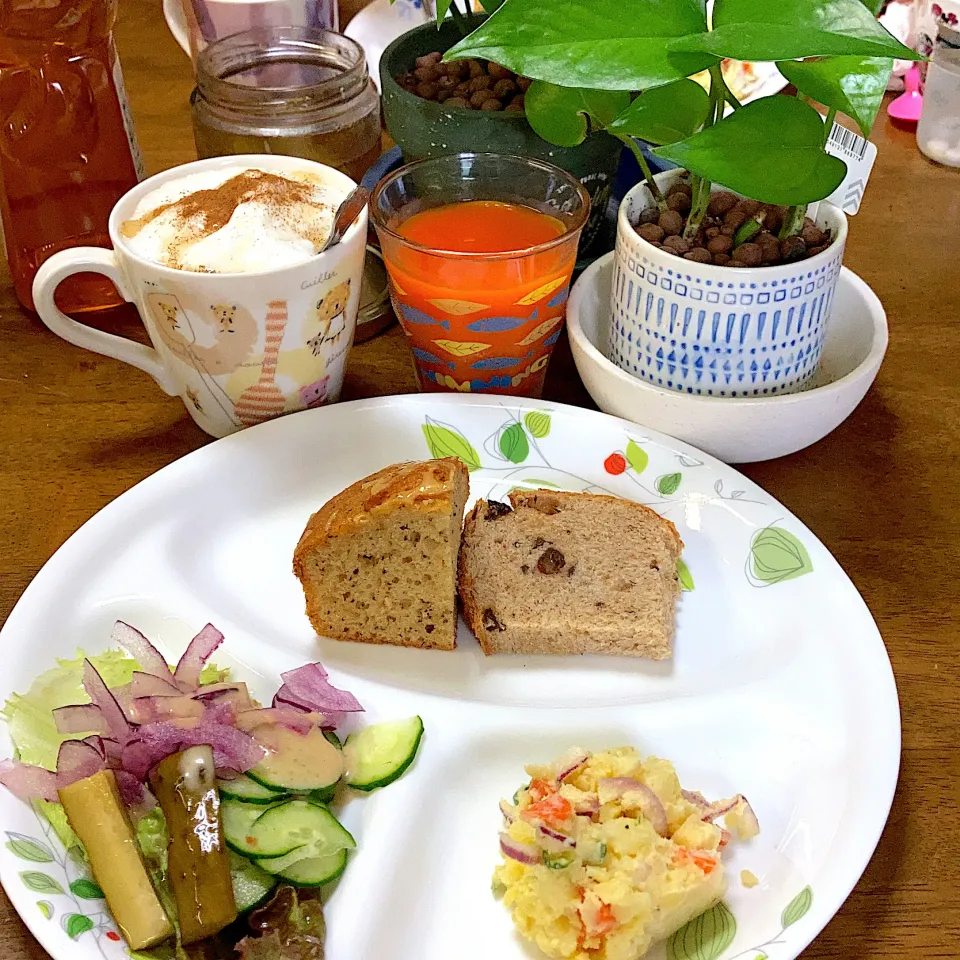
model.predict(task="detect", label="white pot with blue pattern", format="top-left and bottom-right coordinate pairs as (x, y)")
top-left (610, 171), bottom-right (848, 398)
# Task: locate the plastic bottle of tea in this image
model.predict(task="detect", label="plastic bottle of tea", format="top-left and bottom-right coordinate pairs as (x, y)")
top-left (0, 0), bottom-right (144, 312)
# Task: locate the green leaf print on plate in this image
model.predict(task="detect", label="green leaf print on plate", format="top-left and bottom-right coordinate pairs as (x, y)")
top-left (626, 439), bottom-right (649, 475)
top-left (781, 885), bottom-right (813, 928)
top-left (70, 877), bottom-right (105, 899)
top-left (523, 410), bottom-right (552, 439)
top-left (422, 417), bottom-right (482, 471)
top-left (657, 472), bottom-right (682, 496)
top-left (20, 870), bottom-right (64, 895)
top-left (499, 422), bottom-right (530, 464)
top-left (5, 832), bottom-right (54, 863)
top-left (36, 900), bottom-right (53, 920)
top-left (667, 901), bottom-right (736, 960)
top-left (677, 557), bottom-right (695, 591)
top-left (63, 912), bottom-right (94, 939)
top-left (747, 526), bottom-right (813, 586)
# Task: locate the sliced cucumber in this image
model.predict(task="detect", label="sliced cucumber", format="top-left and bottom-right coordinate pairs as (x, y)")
top-left (247, 799), bottom-right (355, 860)
top-left (229, 852), bottom-right (277, 912)
top-left (248, 725), bottom-right (344, 794)
top-left (219, 774), bottom-right (289, 805)
top-left (279, 850), bottom-right (348, 888)
top-left (221, 799), bottom-right (295, 858)
top-left (323, 730), bottom-right (342, 748)
top-left (344, 716), bottom-right (424, 791)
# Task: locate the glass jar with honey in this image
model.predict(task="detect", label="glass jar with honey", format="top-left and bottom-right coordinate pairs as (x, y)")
top-left (191, 27), bottom-right (381, 184)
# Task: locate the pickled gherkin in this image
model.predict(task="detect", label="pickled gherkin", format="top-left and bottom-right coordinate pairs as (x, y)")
top-left (58, 770), bottom-right (173, 950)
top-left (150, 746), bottom-right (238, 945)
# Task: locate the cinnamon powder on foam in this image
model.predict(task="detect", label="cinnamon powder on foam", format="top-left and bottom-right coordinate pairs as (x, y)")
top-left (121, 169), bottom-right (332, 272)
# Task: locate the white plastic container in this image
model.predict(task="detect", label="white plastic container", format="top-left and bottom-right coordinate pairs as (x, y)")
top-left (918, 23), bottom-right (960, 167)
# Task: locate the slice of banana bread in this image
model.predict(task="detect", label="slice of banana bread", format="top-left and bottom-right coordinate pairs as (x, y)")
top-left (458, 489), bottom-right (683, 658)
top-left (293, 458), bottom-right (469, 650)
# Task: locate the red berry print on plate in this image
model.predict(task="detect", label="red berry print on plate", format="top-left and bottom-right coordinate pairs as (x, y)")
top-left (604, 453), bottom-right (627, 475)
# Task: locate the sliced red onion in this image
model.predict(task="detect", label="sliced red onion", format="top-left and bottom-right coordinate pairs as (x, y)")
top-left (724, 795), bottom-right (760, 840)
top-left (130, 671), bottom-right (181, 698)
top-left (598, 777), bottom-right (668, 836)
top-left (682, 788), bottom-right (710, 810)
top-left (53, 703), bottom-right (107, 735)
top-left (114, 770), bottom-right (146, 807)
top-left (122, 719), bottom-right (265, 781)
top-left (538, 825), bottom-right (576, 849)
top-left (554, 748), bottom-right (589, 784)
top-left (131, 695), bottom-right (205, 725)
top-left (574, 794), bottom-right (601, 817)
top-left (278, 663), bottom-right (363, 714)
top-left (499, 832), bottom-right (540, 865)
top-left (56, 738), bottom-right (106, 788)
top-left (0, 758), bottom-right (59, 802)
top-left (112, 621), bottom-right (172, 680)
top-left (499, 799), bottom-right (517, 825)
top-left (80, 735), bottom-right (107, 759)
top-left (173, 623), bottom-right (224, 690)
top-left (82, 659), bottom-right (132, 741)
top-left (193, 682), bottom-right (250, 703)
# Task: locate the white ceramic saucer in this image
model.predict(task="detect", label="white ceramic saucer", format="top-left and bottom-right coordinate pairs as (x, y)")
top-left (567, 253), bottom-right (888, 464)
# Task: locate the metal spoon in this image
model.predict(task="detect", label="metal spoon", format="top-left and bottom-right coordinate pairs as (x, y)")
top-left (320, 186), bottom-right (370, 253)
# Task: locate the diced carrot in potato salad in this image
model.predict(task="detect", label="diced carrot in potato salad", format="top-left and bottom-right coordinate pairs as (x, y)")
top-left (493, 747), bottom-right (759, 960)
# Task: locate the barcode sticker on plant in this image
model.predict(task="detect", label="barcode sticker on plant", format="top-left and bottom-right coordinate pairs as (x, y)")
top-left (823, 121), bottom-right (878, 215)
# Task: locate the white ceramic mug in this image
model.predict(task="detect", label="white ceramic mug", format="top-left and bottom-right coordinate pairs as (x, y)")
top-left (610, 171), bottom-right (847, 398)
top-left (32, 155), bottom-right (367, 439)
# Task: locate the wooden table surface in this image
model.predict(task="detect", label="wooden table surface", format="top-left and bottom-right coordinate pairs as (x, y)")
top-left (2, 2), bottom-right (960, 958)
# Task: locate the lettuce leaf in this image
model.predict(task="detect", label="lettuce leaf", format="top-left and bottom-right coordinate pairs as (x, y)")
top-left (3, 649), bottom-right (139, 770)
top-left (238, 887), bottom-right (325, 959)
top-left (2, 647), bottom-right (228, 851)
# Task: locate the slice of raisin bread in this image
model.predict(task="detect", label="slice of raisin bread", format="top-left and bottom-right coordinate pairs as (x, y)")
top-left (293, 458), bottom-right (469, 651)
top-left (458, 489), bottom-right (683, 658)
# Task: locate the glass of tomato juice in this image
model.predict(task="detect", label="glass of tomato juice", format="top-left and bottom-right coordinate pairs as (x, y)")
top-left (370, 153), bottom-right (590, 397)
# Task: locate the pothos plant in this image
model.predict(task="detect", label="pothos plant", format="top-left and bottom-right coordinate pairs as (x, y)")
top-left (436, 0), bottom-right (921, 242)
top-left (428, 0), bottom-right (503, 38)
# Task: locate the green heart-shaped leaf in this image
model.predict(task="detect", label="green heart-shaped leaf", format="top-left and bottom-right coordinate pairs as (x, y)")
top-left (608, 79), bottom-right (711, 145)
top-left (625, 439), bottom-right (648, 474)
top-left (653, 96), bottom-right (847, 205)
top-left (19, 871), bottom-right (64, 895)
top-left (70, 878), bottom-right (105, 900)
top-left (523, 411), bottom-right (552, 439)
top-left (671, 0), bottom-right (920, 62)
top-left (526, 82), bottom-right (630, 147)
top-left (667, 901), bottom-right (737, 960)
top-left (777, 56), bottom-right (892, 135)
top-left (499, 422), bottom-right (530, 463)
top-left (781, 885), bottom-right (814, 928)
top-left (5, 834), bottom-right (54, 863)
top-left (63, 913), bottom-right (94, 940)
top-left (422, 417), bottom-right (482, 470)
top-left (446, 0), bottom-right (717, 91)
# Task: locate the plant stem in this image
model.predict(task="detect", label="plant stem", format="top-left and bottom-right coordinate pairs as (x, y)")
top-left (448, 0), bottom-right (471, 38)
top-left (683, 65), bottom-right (725, 241)
top-left (779, 204), bottom-right (806, 240)
top-left (780, 107), bottom-right (837, 239)
top-left (713, 67), bottom-right (743, 112)
top-left (615, 133), bottom-right (666, 211)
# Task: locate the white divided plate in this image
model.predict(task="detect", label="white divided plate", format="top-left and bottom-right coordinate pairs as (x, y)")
top-left (0, 395), bottom-right (898, 960)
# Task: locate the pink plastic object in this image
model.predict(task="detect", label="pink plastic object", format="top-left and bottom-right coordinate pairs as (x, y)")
top-left (888, 64), bottom-right (923, 123)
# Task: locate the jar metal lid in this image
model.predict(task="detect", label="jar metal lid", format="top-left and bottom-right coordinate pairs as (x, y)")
top-left (355, 244), bottom-right (394, 342)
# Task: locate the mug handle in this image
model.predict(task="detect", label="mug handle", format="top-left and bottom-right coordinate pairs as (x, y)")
top-left (32, 247), bottom-right (180, 396)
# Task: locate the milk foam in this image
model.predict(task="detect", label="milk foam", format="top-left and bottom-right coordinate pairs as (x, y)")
top-left (122, 165), bottom-right (339, 274)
